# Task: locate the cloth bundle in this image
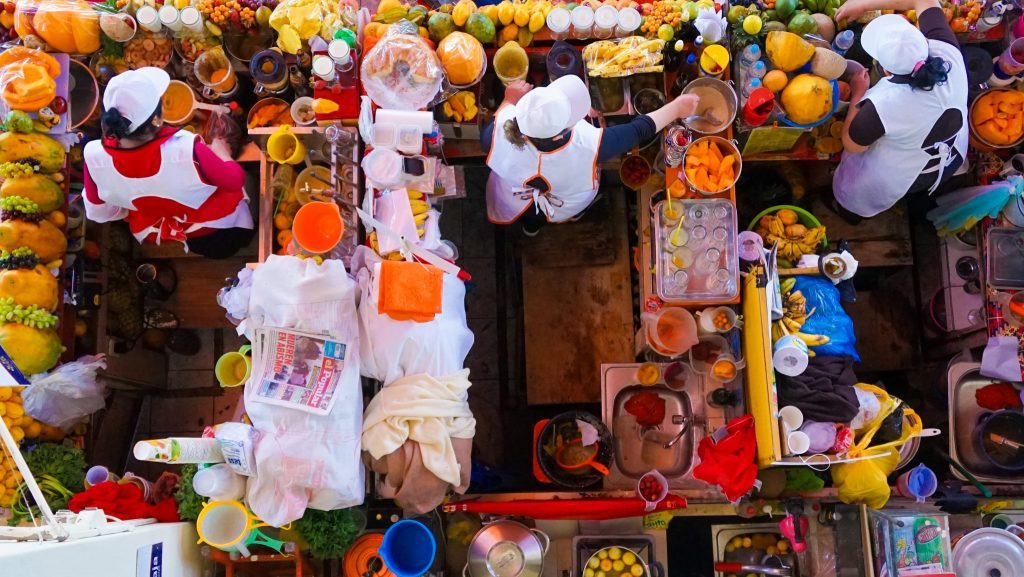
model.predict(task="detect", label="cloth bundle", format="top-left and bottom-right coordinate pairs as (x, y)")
top-left (777, 355), bottom-right (860, 423)
top-left (693, 415), bottom-right (758, 502)
top-left (69, 481), bottom-right (179, 522)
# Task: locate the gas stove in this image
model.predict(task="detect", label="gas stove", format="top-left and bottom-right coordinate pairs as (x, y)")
top-left (938, 230), bottom-right (985, 332)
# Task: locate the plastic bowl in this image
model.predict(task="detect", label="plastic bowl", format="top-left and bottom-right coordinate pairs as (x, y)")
top-left (747, 205), bottom-right (828, 248)
top-left (620, 154), bottom-right (652, 190)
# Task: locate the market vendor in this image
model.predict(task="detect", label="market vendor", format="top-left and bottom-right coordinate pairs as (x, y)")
top-left (832, 0), bottom-right (968, 219)
top-left (481, 75), bottom-right (700, 236)
top-left (83, 67), bottom-right (254, 258)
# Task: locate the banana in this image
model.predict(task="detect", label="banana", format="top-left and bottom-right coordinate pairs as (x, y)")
top-left (793, 331), bottom-right (830, 347)
top-left (780, 277), bottom-right (796, 295)
top-left (787, 290), bottom-right (804, 304)
top-left (771, 321), bottom-right (786, 345)
top-left (408, 190), bottom-right (424, 200)
top-left (767, 216), bottom-right (785, 237)
top-left (781, 316), bottom-right (803, 334)
top-left (807, 349), bottom-right (816, 357)
top-left (414, 212), bottom-right (429, 225)
top-left (409, 200), bottom-right (430, 214)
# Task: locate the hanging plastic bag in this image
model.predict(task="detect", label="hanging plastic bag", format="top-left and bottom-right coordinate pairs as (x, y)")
top-left (831, 448), bottom-right (901, 509)
top-left (22, 355), bottom-right (107, 430)
top-left (847, 386), bottom-right (922, 459)
top-left (13, 0), bottom-right (100, 55)
top-left (361, 26), bottom-right (445, 110)
top-left (792, 275), bottom-right (859, 361)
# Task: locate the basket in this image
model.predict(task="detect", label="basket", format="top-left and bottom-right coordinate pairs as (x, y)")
top-left (778, 79), bottom-right (840, 130)
top-left (681, 136), bottom-right (741, 196)
top-left (747, 205), bottom-right (828, 248)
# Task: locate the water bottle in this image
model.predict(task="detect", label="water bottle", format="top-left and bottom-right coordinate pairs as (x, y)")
top-left (832, 29), bottom-right (854, 56)
top-left (742, 77), bottom-right (762, 99)
top-left (748, 60), bottom-right (767, 79)
top-left (739, 44), bottom-right (761, 68)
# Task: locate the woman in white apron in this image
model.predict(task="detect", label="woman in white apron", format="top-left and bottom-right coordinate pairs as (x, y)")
top-left (83, 68), bottom-right (253, 258)
top-left (483, 75), bottom-right (699, 235)
top-left (833, 0), bottom-right (968, 218)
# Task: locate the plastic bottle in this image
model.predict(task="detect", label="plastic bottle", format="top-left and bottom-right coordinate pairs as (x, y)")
top-left (742, 78), bottom-right (762, 99)
top-left (748, 60), bottom-right (767, 79)
top-left (739, 44), bottom-right (761, 69)
top-left (832, 29), bottom-right (854, 56)
top-left (133, 438), bottom-right (225, 463)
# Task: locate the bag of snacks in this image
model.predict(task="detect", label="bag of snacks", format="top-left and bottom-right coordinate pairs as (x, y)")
top-left (583, 36), bottom-right (665, 78)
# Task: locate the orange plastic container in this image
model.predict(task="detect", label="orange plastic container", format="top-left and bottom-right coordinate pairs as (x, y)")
top-left (292, 201), bottom-right (343, 254)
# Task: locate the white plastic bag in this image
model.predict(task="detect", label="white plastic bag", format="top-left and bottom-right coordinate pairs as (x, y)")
top-left (22, 355), bottom-right (107, 430)
top-left (242, 255), bottom-right (364, 527)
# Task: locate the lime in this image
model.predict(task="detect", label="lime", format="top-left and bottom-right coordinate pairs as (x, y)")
top-left (742, 14), bottom-right (763, 34)
top-left (684, 2), bottom-right (698, 20)
top-left (623, 552), bottom-right (637, 566)
top-left (657, 23), bottom-right (675, 41)
top-left (608, 548), bottom-right (622, 560)
top-left (727, 5), bottom-right (746, 24)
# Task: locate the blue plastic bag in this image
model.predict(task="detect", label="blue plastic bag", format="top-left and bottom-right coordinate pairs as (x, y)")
top-left (794, 275), bottom-right (859, 361)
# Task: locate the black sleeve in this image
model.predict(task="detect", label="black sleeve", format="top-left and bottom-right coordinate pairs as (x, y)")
top-left (597, 115), bottom-right (658, 163)
top-left (918, 6), bottom-right (959, 47)
top-left (848, 99), bottom-right (886, 147)
top-left (480, 120), bottom-right (494, 154)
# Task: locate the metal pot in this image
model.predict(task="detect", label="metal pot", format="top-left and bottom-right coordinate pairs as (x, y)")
top-left (464, 521), bottom-right (550, 577)
top-left (584, 546), bottom-right (652, 577)
top-left (681, 77), bottom-right (737, 135)
top-left (975, 410), bottom-right (1024, 472)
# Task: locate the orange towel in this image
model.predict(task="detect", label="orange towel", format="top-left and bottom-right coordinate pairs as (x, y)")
top-left (378, 260), bottom-right (443, 322)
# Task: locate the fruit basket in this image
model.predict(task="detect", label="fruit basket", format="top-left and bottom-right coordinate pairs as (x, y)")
top-left (748, 205), bottom-right (827, 248)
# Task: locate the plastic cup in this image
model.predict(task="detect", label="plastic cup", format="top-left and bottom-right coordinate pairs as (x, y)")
top-left (637, 470), bottom-right (669, 510)
top-left (194, 46), bottom-right (237, 96)
top-left (571, 5), bottom-right (594, 39)
top-left (786, 430), bottom-right (811, 455)
top-left (215, 345), bottom-right (252, 387)
top-left (493, 41), bottom-right (529, 86)
top-left (664, 361), bottom-right (694, 391)
top-left (159, 5), bottom-right (182, 32)
top-left (616, 7), bottom-right (641, 36)
top-left (895, 463), bottom-right (938, 502)
top-left (85, 465), bottom-right (119, 488)
top-left (593, 5), bottom-right (618, 39)
top-left (180, 7), bottom-right (204, 33)
top-left (266, 125), bottom-right (308, 164)
top-left (193, 464), bottom-right (247, 501)
top-left (292, 201), bottom-right (344, 254)
top-left (547, 7), bottom-right (571, 40)
top-left (380, 520), bottom-right (436, 577)
top-left (643, 307), bottom-right (698, 358)
top-left (136, 6), bottom-right (162, 32)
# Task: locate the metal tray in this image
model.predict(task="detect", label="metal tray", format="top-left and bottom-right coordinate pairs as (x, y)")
top-left (653, 199), bottom-right (739, 304)
top-left (947, 361), bottom-right (1024, 483)
top-left (711, 523), bottom-right (800, 575)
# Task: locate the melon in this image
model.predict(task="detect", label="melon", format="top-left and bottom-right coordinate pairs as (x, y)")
top-left (766, 31), bottom-right (815, 72)
top-left (811, 13), bottom-right (835, 41)
top-left (781, 74), bottom-right (833, 125)
top-left (437, 31), bottom-right (486, 87)
top-left (810, 47), bottom-right (847, 80)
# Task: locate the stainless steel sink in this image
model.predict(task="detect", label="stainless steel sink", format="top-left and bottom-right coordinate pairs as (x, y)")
top-left (610, 384), bottom-right (694, 477)
top-left (948, 361), bottom-right (1024, 483)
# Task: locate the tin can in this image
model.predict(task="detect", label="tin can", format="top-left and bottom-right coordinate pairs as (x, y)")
top-left (664, 124), bottom-right (690, 168)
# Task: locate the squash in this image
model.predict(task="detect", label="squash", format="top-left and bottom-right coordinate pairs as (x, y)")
top-left (436, 31), bottom-right (486, 87)
top-left (0, 174), bottom-right (63, 213)
top-left (0, 132), bottom-right (66, 173)
top-left (14, 0), bottom-right (100, 55)
top-left (810, 48), bottom-right (846, 81)
top-left (765, 31), bottom-right (815, 72)
top-left (781, 74), bottom-right (833, 125)
top-left (972, 89), bottom-right (1024, 147)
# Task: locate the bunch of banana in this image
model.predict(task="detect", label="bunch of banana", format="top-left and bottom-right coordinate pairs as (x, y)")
top-left (756, 214), bottom-right (826, 264)
top-left (367, 190), bottom-right (432, 259)
top-left (771, 277), bottom-right (829, 351)
top-left (442, 91), bottom-right (478, 123)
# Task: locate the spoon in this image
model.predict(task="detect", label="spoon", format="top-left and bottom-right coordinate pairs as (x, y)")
top-left (683, 109), bottom-right (721, 127)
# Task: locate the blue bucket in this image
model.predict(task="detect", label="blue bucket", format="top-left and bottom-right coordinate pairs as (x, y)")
top-left (380, 520), bottom-right (437, 577)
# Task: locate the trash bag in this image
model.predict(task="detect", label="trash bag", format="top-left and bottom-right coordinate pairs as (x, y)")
top-left (872, 403), bottom-right (905, 446)
top-left (831, 449), bottom-right (901, 509)
top-left (22, 355), bottom-right (107, 430)
top-left (793, 275), bottom-right (859, 361)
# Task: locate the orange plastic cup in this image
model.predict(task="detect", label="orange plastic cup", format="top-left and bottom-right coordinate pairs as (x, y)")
top-left (292, 201), bottom-right (343, 254)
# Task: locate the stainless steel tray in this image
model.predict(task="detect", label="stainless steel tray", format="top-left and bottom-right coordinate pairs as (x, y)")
top-left (947, 361), bottom-right (1024, 483)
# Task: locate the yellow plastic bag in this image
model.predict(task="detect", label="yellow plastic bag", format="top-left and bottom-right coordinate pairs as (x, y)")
top-left (848, 384), bottom-right (922, 459)
top-left (832, 448), bottom-right (901, 509)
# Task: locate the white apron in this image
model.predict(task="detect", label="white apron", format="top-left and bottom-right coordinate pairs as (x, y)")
top-left (834, 39), bottom-right (968, 217)
top-left (485, 104), bottom-right (603, 224)
top-left (84, 131), bottom-right (245, 243)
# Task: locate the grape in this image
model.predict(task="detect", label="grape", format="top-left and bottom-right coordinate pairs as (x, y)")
top-left (0, 162), bottom-right (34, 180)
top-left (0, 297), bottom-right (58, 330)
top-left (0, 248), bottom-right (39, 270)
top-left (0, 196), bottom-right (42, 223)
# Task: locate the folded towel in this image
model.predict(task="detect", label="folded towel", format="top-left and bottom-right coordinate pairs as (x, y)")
top-left (377, 260), bottom-right (443, 323)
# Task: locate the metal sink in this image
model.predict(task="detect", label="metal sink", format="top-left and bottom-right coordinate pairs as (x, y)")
top-left (948, 361), bottom-right (1024, 483)
top-left (610, 384), bottom-right (694, 477)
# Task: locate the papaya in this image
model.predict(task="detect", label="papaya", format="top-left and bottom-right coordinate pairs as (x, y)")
top-left (765, 31), bottom-right (815, 72)
top-left (0, 219), bottom-right (66, 263)
top-left (0, 132), bottom-right (66, 173)
top-left (0, 264), bottom-right (58, 312)
top-left (0, 174), bottom-right (63, 213)
top-left (0, 47), bottom-right (60, 78)
top-left (0, 322), bottom-right (62, 376)
top-left (781, 74), bottom-right (833, 125)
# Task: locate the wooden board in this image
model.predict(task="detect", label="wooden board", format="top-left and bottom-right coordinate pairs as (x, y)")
top-left (844, 268), bottom-right (919, 373)
top-left (162, 257), bottom-right (249, 329)
top-left (807, 196), bottom-right (913, 268)
top-left (522, 191), bottom-right (634, 404)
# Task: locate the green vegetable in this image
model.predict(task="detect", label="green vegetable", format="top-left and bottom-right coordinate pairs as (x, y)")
top-left (2, 112), bottom-right (35, 134)
top-left (24, 443), bottom-right (86, 493)
top-left (295, 508), bottom-right (362, 560)
top-left (174, 464), bottom-right (205, 522)
top-left (9, 474), bottom-right (75, 526)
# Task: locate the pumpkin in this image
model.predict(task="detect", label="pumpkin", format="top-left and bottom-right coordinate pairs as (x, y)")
top-left (14, 0), bottom-right (100, 55)
top-left (810, 47), bottom-right (847, 81)
top-left (781, 74), bottom-right (833, 125)
top-left (765, 31), bottom-right (815, 72)
top-left (436, 31), bottom-right (486, 87)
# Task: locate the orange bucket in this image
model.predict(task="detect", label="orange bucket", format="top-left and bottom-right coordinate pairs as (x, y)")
top-left (292, 201), bottom-right (343, 254)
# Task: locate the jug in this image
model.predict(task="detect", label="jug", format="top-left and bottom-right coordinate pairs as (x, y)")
top-left (266, 125), bottom-right (308, 165)
top-left (494, 41), bottom-right (529, 86)
top-left (292, 201), bottom-right (344, 254)
top-left (196, 500), bottom-right (288, 557)
top-left (194, 46), bottom-right (238, 98)
top-left (642, 307), bottom-right (698, 358)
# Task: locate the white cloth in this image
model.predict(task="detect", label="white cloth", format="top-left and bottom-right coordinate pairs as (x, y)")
top-left (486, 105), bottom-right (602, 224)
top-left (362, 370), bottom-right (476, 487)
top-left (981, 336), bottom-right (1023, 381)
top-left (353, 246), bottom-right (474, 384)
top-left (242, 255), bottom-right (364, 527)
top-left (834, 39), bottom-right (968, 217)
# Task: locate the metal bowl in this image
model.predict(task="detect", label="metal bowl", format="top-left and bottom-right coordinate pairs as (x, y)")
top-left (681, 77), bottom-right (737, 135)
top-left (970, 88), bottom-right (1024, 149)
top-left (536, 411), bottom-right (613, 489)
top-left (583, 546), bottom-right (651, 577)
top-left (465, 521), bottom-right (549, 577)
top-left (681, 136), bottom-right (742, 196)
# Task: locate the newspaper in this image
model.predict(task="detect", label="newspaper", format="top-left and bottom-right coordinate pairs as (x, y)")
top-left (250, 327), bottom-right (349, 414)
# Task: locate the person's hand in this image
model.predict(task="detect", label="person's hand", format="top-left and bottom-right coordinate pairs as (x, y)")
top-left (504, 80), bottom-right (533, 105)
top-left (209, 137), bottom-right (234, 161)
top-left (671, 93), bottom-right (700, 119)
top-left (834, 0), bottom-right (868, 26)
top-left (849, 68), bottom-right (871, 98)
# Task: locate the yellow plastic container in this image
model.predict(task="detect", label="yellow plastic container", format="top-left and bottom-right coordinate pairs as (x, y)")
top-left (494, 41), bottom-right (529, 86)
top-left (699, 44), bottom-right (730, 78)
top-left (266, 125), bottom-right (307, 164)
top-left (214, 345), bottom-right (251, 388)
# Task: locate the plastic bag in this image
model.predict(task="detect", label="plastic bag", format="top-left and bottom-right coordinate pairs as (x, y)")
top-left (268, 0), bottom-right (346, 53)
top-left (361, 26), bottom-right (445, 110)
top-left (22, 355), bottom-right (107, 430)
top-left (847, 385), bottom-right (921, 459)
top-left (0, 46), bottom-right (60, 114)
top-left (583, 37), bottom-right (665, 78)
top-left (831, 448), bottom-right (900, 508)
top-left (14, 0), bottom-right (100, 55)
top-left (793, 275), bottom-right (859, 361)
top-left (926, 176), bottom-right (1023, 236)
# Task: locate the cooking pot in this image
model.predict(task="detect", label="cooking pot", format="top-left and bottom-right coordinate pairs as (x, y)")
top-left (584, 546), bottom-right (653, 577)
top-left (464, 520), bottom-right (550, 577)
top-left (535, 411), bottom-right (614, 489)
top-left (975, 410), bottom-right (1024, 472)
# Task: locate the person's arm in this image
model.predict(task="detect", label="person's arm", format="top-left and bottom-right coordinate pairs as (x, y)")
top-left (841, 67), bottom-right (874, 153)
top-left (645, 93), bottom-right (700, 132)
top-left (194, 139), bottom-right (246, 190)
top-left (834, 0), bottom-right (940, 25)
top-left (597, 116), bottom-right (657, 162)
top-left (81, 162), bottom-right (129, 223)
top-left (916, 5), bottom-right (958, 46)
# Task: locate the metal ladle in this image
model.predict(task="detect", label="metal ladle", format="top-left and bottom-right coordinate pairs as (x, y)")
top-left (683, 109), bottom-right (722, 127)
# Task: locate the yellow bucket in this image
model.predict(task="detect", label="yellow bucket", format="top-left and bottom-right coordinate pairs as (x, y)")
top-left (266, 125), bottom-right (307, 165)
top-left (699, 45), bottom-right (730, 78)
top-left (494, 41), bottom-right (529, 86)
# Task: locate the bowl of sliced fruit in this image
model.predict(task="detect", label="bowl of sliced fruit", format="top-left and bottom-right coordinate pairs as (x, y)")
top-left (583, 546), bottom-right (650, 577)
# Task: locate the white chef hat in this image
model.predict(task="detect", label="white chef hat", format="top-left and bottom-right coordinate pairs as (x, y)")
top-left (515, 75), bottom-right (591, 139)
top-left (860, 14), bottom-right (929, 76)
top-left (102, 67), bottom-right (170, 133)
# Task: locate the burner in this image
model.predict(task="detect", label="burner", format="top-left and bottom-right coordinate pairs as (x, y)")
top-left (956, 256), bottom-right (980, 281)
top-left (939, 236), bottom-right (985, 332)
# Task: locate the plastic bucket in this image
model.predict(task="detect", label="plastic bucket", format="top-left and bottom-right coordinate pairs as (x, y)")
top-left (380, 520), bottom-right (436, 577)
top-left (196, 500), bottom-right (286, 557)
top-left (192, 464), bottom-right (247, 501)
top-left (292, 201), bottom-right (344, 254)
top-left (895, 463), bottom-right (937, 502)
top-left (215, 345), bottom-right (251, 388)
top-left (266, 125), bottom-right (308, 164)
top-left (494, 41), bottom-right (529, 86)
top-left (643, 307), bottom-right (698, 358)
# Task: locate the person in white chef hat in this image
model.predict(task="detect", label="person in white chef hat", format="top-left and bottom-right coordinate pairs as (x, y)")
top-left (484, 75), bottom-right (699, 236)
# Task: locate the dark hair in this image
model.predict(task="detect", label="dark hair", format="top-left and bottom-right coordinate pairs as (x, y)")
top-left (908, 56), bottom-right (951, 91)
top-left (101, 103), bottom-right (163, 141)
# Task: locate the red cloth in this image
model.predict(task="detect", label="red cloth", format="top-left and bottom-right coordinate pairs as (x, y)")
top-left (975, 383), bottom-right (1023, 411)
top-left (693, 414), bottom-right (758, 502)
top-left (69, 481), bottom-right (180, 523)
top-left (83, 127), bottom-right (247, 242)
